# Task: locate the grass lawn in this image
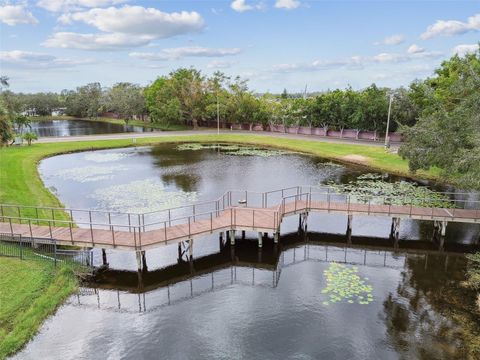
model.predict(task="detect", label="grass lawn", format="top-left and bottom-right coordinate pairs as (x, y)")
top-left (27, 115), bottom-right (191, 131)
top-left (0, 133), bottom-right (445, 219)
top-left (0, 257), bottom-right (77, 359)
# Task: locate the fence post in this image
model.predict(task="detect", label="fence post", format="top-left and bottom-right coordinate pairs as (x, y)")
top-left (17, 206), bottom-right (21, 224)
top-left (0, 204), bottom-right (3, 221)
top-left (20, 234), bottom-right (23, 260)
top-left (54, 238), bottom-right (57, 268)
top-left (89, 211), bottom-right (94, 245)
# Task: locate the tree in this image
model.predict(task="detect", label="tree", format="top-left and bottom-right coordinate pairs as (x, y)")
top-left (103, 83), bottom-right (146, 124)
top-left (399, 47), bottom-right (480, 189)
top-left (22, 131), bottom-right (38, 146)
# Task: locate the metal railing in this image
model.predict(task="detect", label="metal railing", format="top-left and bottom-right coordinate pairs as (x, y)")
top-left (1, 186), bottom-right (479, 249)
top-left (0, 232), bottom-right (93, 269)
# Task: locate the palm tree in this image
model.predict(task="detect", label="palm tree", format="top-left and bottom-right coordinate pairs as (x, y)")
top-left (22, 132), bottom-right (38, 146)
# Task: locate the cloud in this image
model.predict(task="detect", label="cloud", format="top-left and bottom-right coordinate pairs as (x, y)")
top-left (452, 44), bottom-right (479, 56)
top-left (421, 13), bottom-right (480, 39)
top-left (43, 32), bottom-right (153, 50)
top-left (375, 34), bottom-right (405, 46)
top-left (272, 49), bottom-right (443, 73)
top-left (0, 4), bottom-right (38, 26)
top-left (45, 5), bottom-right (205, 50)
top-left (275, 0), bottom-right (301, 10)
top-left (37, 0), bottom-right (126, 12)
top-left (230, 0), bottom-right (263, 12)
top-left (58, 6), bottom-right (204, 37)
top-left (407, 44), bottom-right (425, 54)
top-left (130, 46), bottom-right (242, 60)
top-left (0, 50), bottom-right (94, 68)
top-left (207, 60), bottom-right (235, 69)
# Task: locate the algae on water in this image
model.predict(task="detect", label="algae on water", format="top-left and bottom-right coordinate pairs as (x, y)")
top-left (327, 173), bottom-right (454, 208)
top-left (89, 179), bottom-right (198, 213)
top-left (177, 143), bottom-right (295, 157)
top-left (321, 263), bottom-right (374, 305)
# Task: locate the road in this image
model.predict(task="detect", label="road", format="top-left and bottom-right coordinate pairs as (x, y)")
top-left (37, 129), bottom-right (399, 148)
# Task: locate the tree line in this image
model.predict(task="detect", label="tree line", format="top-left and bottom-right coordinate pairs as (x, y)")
top-left (1, 46), bottom-right (479, 187)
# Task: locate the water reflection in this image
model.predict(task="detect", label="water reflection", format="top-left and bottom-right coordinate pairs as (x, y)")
top-left (29, 119), bottom-right (155, 137)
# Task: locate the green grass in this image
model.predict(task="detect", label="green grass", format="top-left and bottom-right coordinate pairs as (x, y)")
top-left (0, 257), bottom-right (77, 359)
top-left (0, 133), bottom-right (444, 218)
top-left (27, 115), bottom-right (191, 131)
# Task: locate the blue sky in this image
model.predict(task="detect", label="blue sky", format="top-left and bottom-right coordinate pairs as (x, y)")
top-left (0, 0), bottom-right (479, 93)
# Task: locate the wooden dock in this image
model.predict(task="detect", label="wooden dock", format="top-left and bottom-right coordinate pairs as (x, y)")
top-left (1, 185), bottom-right (479, 253)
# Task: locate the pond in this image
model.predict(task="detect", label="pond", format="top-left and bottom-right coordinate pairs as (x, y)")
top-left (16, 143), bottom-right (480, 359)
top-left (28, 119), bottom-right (155, 137)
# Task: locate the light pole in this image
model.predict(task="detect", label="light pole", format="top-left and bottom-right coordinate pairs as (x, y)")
top-left (216, 92), bottom-right (220, 135)
top-left (385, 94), bottom-right (394, 149)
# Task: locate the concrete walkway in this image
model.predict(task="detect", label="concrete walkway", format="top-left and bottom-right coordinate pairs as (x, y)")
top-left (37, 129), bottom-right (399, 149)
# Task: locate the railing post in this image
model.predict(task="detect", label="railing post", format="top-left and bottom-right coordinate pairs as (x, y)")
top-left (168, 209), bottom-right (171, 227)
top-left (188, 217), bottom-right (191, 237)
top-left (69, 222), bottom-right (74, 244)
top-left (164, 221), bottom-right (167, 243)
top-left (253, 209), bottom-right (255, 228)
top-left (193, 205), bottom-right (196, 222)
top-left (9, 218), bottom-right (13, 235)
top-left (111, 225), bottom-right (115, 248)
top-left (210, 212), bottom-right (213, 232)
top-left (108, 212), bottom-right (112, 231)
top-left (28, 219), bottom-right (33, 239)
top-left (142, 214), bottom-right (145, 232)
top-left (138, 226), bottom-right (142, 250)
top-left (368, 198), bottom-right (371, 215)
top-left (128, 213), bottom-right (132, 233)
top-left (51, 208), bottom-right (55, 227)
top-left (0, 204), bottom-right (4, 221)
top-left (17, 206), bottom-right (21, 224)
top-left (36, 207), bottom-right (40, 225)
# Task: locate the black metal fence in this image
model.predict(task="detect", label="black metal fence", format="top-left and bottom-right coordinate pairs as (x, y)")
top-left (0, 233), bottom-right (93, 271)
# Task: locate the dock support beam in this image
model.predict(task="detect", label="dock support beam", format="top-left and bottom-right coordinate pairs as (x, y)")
top-left (346, 215), bottom-right (353, 234)
top-left (101, 248), bottom-right (108, 267)
top-left (242, 230), bottom-right (246, 239)
top-left (230, 230), bottom-right (236, 245)
top-left (136, 250), bottom-right (147, 272)
top-left (390, 218), bottom-right (401, 241)
top-left (274, 232), bottom-right (279, 244)
top-left (257, 232), bottom-right (263, 248)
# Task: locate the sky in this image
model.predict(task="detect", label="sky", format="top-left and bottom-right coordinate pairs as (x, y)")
top-left (0, 0), bottom-right (479, 93)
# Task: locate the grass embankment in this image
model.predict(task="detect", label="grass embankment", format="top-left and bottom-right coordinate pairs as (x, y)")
top-left (0, 133), bottom-right (443, 216)
top-left (27, 115), bottom-right (191, 131)
top-left (0, 257), bottom-right (77, 359)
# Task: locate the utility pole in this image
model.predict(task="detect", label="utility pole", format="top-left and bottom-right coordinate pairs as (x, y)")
top-left (385, 94), bottom-right (394, 149)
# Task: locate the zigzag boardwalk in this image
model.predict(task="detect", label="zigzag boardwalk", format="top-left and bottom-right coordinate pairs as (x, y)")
top-left (1, 186), bottom-right (479, 267)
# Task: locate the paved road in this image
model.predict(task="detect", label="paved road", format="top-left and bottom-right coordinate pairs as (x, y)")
top-left (37, 129), bottom-right (399, 148)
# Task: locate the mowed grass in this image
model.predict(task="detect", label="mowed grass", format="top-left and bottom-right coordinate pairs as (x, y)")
top-left (0, 257), bottom-right (77, 359)
top-left (0, 133), bottom-right (444, 215)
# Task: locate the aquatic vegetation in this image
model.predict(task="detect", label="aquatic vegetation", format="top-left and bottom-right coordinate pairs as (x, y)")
top-left (84, 152), bottom-right (132, 163)
top-left (327, 173), bottom-right (454, 208)
top-left (177, 143), bottom-right (294, 157)
top-left (321, 263), bottom-right (373, 305)
top-left (89, 179), bottom-right (198, 213)
top-left (54, 165), bottom-right (128, 183)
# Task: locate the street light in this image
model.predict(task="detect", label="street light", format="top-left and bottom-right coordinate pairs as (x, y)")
top-left (216, 92), bottom-right (220, 135)
top-left (385, 93), bottom-right (394, 149)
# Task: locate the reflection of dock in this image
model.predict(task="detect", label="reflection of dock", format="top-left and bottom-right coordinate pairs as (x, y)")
top-left (72, 234), bottom-right (470, 313)
top-left (87, 231), bottom-right (474, 294)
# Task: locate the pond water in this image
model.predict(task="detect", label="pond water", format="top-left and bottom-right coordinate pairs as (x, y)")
top-left (28, 119), bottom-right (155, 137)
top-left (16, 144), bottom-right (480, 359)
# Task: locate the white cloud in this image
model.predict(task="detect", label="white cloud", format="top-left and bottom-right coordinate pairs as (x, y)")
top-left (0, 4), bottom-right (38, 26)
top-left (407, 44), bottom-right (425, 54)
top-left (421, 13), bottom-right (480, 39)
top-left (272, 49), bottom-right (443, 73)
top-left (375, 34), bottom-right (405, 46)
top-left (130, 46), bottom-right (242, 60)
top-left (58, 6), bottom-right (204, 37)
top-left (207, 60), bottom-right (235, 69)
top-left (275, 0), bottom-right (301, 10)
top-left (0, 50), bottom-right (94, 68)
top-left (45, 5), bottom-right (204, 50)
top-left (43, 32), bottom-right (152, 50)
top-left (230, 0), bottom-right (263, 12)
top-left (452, 44), bottom-right (479, 56)
top-left (36, 0), bottom-right (126, 12)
